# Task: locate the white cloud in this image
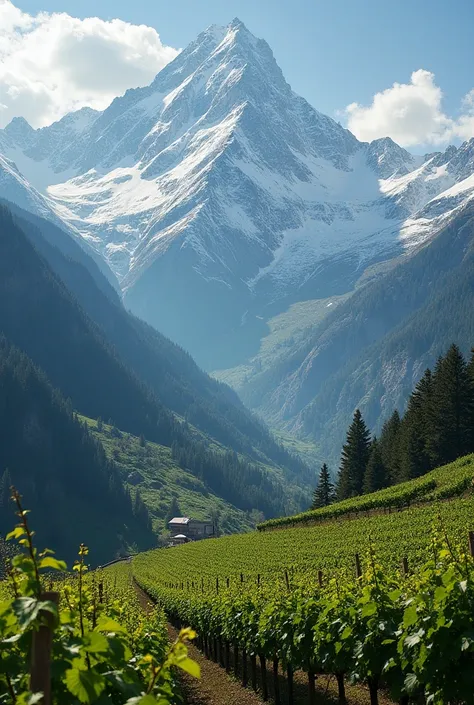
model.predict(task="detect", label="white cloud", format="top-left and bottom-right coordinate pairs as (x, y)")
top-left (343, 69), bottom-right (474, 147)
top-left (0, 0), bottom-right (179, 128)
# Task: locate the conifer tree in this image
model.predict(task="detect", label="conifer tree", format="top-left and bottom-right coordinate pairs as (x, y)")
top-left (311, 463), bottom-right (335, 509)
top-left (428, 345), bottom-right (474, 466)
top-left (363, 437), bottom-right (388, 493)
top-left (164, 496), bottom-right (181, 530)
top-left (379, 410), bottom-right (401, 483)
top-left (337, 409), bottom-right (371, 499)
top-left (399, 369), bottom-right (433, 481)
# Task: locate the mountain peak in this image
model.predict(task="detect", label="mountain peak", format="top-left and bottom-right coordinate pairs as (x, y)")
top-left (4, 116), bottom-right (35, 146)
top-left (229, 17), bottom-right (247, 30)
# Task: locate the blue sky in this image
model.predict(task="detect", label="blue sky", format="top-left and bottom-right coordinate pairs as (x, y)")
top-left (3, 0), bottom-right (474, 148)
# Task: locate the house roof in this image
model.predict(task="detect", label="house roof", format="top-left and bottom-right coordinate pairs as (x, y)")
top-left (173, 534), bottom-right (188, 539)
top-left (169, 517), bottom-right (190, 525)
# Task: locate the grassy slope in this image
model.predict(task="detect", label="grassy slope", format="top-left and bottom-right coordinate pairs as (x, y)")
top-left (132, 454), bottom-right (474, 585)
top-left (213, 295), bottom-right (348, 391)
top-left (81, 417), bottom-right (254, 537)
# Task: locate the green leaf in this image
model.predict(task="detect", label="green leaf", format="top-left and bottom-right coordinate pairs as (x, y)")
top-left (96, 616), bottom-right (126, 633)
top-left (177, 656), bottom-right (201, 678)
top-left (361, 602), bottom-right (377, 617)
top-left (84, 631), bottom-right (109, 655)
top-left (38, 556), bottom-right (67, 572)
top-left (404, 672), bottom-right (418, 694)
top-left (12, 597), bottom-right (50, 629)
top-left (15, 694), bottom-right (44, 705)
top-left (388, 589), bottom-right (402, 602)
top-left (65, 668), bottom-right (106, 703)
top-left (434, 586), bottom-right (446, 602)
top-left (125, 696), bottom-right (157, 705)
top-left (6, 526), bottom-right (26, 540)
top-left (341, 625), bottom-right (352, 639)
top-left (403, 606), bottom-right (418, 629)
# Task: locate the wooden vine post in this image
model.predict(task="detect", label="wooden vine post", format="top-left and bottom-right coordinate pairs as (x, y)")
top-left (469, 531), bottom-right (474, 558)
top-left (242, 647), bottom-right (248, 687)
top-left (30, 592), bottom-right (59, 705)
top-left (273, 658), bottom-right (281, 705)
top-left (258, 653), bottom-right (268, 700)
top-left (287, 663), bottom-right (294, 705)
top-left (402, 556), bottom-right (409, 575)
top-left (318, 570), bottom-right (323, 587)
top-left (355, 553), bottom-right (362, 579)
top-left (250, 652), bottom-right (257, 692)
top-left (225, 641), bottom-right (230, 672)
top-left (308, 670), bottom-right (316, 705)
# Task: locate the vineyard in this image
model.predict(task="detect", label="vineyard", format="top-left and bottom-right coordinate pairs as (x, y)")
top-left (0, 491), bottom-right (199, 704)
top-left (131, 454), bottom-right (474, 705)
top-left (259, 454), bottom-right (474, 530)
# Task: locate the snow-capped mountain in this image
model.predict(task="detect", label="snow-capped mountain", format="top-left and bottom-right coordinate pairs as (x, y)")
top-left (1, 18), bottom-right (474, 368)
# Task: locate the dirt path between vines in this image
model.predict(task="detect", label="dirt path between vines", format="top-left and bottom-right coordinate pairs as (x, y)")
top-left (134, 579), bottom-right (262, 705)
top-left (134, 579), bottom-right (393, 705)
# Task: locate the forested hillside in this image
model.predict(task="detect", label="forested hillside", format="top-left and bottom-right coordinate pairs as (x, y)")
top-left (0, 338), bottom-right (153, 562)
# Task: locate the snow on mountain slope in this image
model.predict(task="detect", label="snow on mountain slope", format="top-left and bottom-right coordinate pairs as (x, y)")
top-left (0, 153), bottom-right (119, 292)
top-left (1, 19), bottom-right (474, 367)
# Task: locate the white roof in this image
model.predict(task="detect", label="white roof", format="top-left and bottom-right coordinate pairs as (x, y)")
top-left (169, 517), bottom-right (190, 524)
top-left (173, 534), bottom-right (188, 539)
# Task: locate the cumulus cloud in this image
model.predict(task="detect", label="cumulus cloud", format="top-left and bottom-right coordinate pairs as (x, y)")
top-left (344, 69), bottom-right (474, 147)
top-left (0, 0), bottom-right (179, 128)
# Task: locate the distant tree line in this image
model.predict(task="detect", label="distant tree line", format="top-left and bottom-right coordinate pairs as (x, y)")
top-left (312, 343), bottom-right (474, 507)
top-left (171, 442), bottom-right (286, 518)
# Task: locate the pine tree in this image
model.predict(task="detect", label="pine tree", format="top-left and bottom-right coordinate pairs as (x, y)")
top-left (428, 345), bottom-right (474, 466)
top-left (164, 496), bottom-right (181, 530)
top-left (363, 438), bottom-right (388, 493)
top-left (399, 369), bottom-right (433, 481)
top-left (337, 409), bottom-right (371, 500)
top-left (379, 410), bottom-right (401, 483)
top-left (311, 463), bottom-right (335, 509)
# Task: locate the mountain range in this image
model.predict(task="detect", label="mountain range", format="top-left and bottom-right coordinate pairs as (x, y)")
top-left (1, 18), bottom-right (474, 469)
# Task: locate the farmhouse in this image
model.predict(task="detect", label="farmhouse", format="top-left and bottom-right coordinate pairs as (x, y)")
top-left (168, 516), bottom-right (215, 544)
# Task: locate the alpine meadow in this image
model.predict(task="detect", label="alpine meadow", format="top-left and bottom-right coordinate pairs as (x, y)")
top-left (2, 4), bottom-right (474, 705)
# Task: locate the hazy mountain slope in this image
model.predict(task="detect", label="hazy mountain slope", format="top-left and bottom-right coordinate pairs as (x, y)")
top-left (4, 201), bottom-right (308, 479)
top-left (0, 206), bottom-right (174, 445)
top-left (0, 199), bottom-right (119, 304)
top-left (0, 205), bottom-right (310, 518)
top-left (0, 152), bottom-right (119, 291)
